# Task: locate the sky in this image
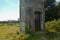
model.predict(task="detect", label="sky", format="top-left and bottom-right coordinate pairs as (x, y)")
top-left (56, 0), bottom-right (60, 2)
top-left (0, 0), bottom-right (19, 21)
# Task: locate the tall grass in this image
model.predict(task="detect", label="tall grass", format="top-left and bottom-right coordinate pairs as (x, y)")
top-left (0, 23), bottom-right (20, 40)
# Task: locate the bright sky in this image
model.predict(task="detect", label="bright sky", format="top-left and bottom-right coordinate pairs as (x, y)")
top-left (0, 0), bottom-right (19, 21)
top-left (56, 0), bottom-right (60, 2)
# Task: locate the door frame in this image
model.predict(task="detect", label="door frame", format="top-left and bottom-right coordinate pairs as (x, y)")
top-left (32, 8), bottom-right (42, 31)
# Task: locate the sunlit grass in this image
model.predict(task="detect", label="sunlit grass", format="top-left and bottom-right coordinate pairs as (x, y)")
top-left (0, 23), bottom-right (20, 40)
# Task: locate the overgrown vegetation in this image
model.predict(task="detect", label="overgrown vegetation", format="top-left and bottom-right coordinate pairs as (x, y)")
top-left (1, 0), bottom-right (60, 40)
top-left (0, 19), bottom-right (60, 40)
top-left (45, 19), bottom-right (60, 32)
top-left (0, 23), bottom-right (20, 40)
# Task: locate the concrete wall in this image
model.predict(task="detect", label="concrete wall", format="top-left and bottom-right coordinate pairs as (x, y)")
top-left (20, 0), bottom-right (45, 33)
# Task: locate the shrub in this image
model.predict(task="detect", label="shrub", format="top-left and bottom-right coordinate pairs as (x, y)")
top-left (45, 19), bottom-right (60, 32)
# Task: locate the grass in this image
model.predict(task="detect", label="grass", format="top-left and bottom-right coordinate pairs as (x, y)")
top-left (0, 23), bottom-right (60, 40)
top-left (27, 32), bottom-right (60, 40)
top-left (0, 23), bottom-right (20, 40)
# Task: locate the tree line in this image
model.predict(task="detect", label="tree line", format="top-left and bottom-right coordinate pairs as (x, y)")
top-left (45, 0), bottom-right (60, 22)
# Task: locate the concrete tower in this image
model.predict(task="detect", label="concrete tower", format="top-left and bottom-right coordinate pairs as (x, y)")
top-left (20, 0), bottom-right (45, 33)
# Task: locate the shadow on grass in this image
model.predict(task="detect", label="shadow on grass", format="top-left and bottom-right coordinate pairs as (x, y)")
top-left (24, 32), bottom-right (60, 40)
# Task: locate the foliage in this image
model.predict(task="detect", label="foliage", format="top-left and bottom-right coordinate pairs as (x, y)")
top-left (45, 19), bottom-right (60, 32)
top-left (0, 26), bottom-right (19, 40)
top-left (25, 31), bottom-right (60, 40)
top-left (45, 0), bottom-right (60, 22)
top-left (0, 23), bottom-right (20, 40)
top-left (25, 25), bottom-right (32, 34)
top-left (0, 23), bottom-right (31, 40)
top-left (18, 34), bottom-right (30, 40)
top-left (1, 22), bottom-right (60, 40)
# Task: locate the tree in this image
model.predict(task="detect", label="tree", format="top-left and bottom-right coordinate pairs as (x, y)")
top-left (45, 0), bottom-right (57, 22)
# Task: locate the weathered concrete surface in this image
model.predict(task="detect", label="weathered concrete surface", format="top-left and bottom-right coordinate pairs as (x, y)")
top-left (20, 0), bottom-right (45, 33)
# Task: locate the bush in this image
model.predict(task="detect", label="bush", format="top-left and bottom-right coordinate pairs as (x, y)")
top-left (45, 19), bottom-right (60, 32)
